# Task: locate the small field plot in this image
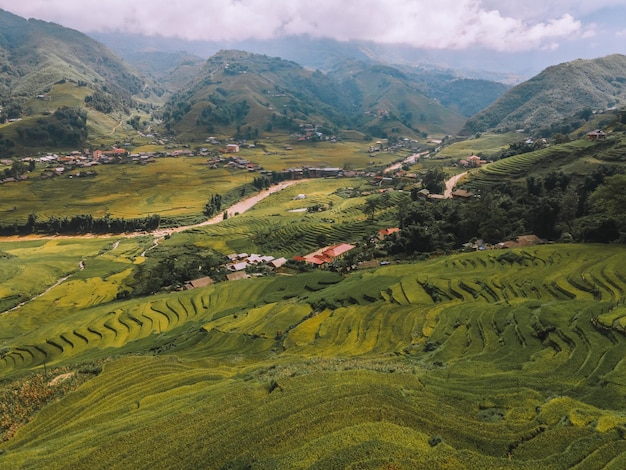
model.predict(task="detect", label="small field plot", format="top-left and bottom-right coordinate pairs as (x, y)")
top-left (250, 139), bottom-right (399, 171)
top-left (0, 238), bottom-right (113, 318)
top-left (442, 132), bottom-right (526, 159)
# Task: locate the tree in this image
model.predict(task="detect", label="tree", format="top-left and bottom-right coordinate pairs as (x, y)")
top-left (363, 196), bottom-right (380, 221)
top-left (559, 188), bottom-right (578, 233)
top-left (422, 168), bottom-right (446, 194)
top-left (204, 194), bottom-right (222, 217)
top-left (589, 174), bottom-right (626, 232)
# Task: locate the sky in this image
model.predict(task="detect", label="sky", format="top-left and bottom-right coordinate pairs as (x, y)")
top-left (1, 0), bottom-right (625, 71)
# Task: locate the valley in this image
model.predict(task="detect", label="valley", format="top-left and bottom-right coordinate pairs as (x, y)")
top-left (1, 6), bottom-right (626, 469)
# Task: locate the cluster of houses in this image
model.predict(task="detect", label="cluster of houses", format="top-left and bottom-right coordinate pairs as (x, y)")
top-left (458, 155), bottom-right (486, 168)
top-left (2, 145), bottom-right (226, 183)
top-left (184, 252), bottom-right (288, 289)
top-left (290, 124), bottom-right (337, 143)
top-left (369, 138), bottom-right (422, 155)
top-left (207, 155), bottom-right (263, 172)
top-left (293, 228), bottom-right (400, 268)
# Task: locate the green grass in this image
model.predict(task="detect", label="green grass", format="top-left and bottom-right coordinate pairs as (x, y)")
top-left (468, 135), bottom-right (626, 189)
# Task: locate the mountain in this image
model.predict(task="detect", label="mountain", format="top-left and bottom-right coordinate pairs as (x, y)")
top-left (462, 54), bottom-right (626, 135)
top-left (327, 59), bottom-right (467, 136)
top-left (0, 9), bottom-right (158, 151)
top-left (163, 50), bottom-right (467, 140)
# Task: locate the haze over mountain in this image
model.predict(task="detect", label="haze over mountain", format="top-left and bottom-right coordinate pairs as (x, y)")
top-left (3, 1), bottom-right (625, 79)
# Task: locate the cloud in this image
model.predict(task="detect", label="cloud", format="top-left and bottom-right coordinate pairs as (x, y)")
top-left (0, 0), bottom-right (592, 51)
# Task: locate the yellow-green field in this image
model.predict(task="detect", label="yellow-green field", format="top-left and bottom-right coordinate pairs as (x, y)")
top-left (187, 177), bottom-right (385, 256)
top-left (441, 131), bottom-right (527, 159)
top-left (1, 240), bottom-right (626, 468)
top-left (251, 139), bottom-right (401, 171)
top-left (1, 139), bottom-right (407, 226)
top-left (0, 158), bottom-right (253, 223)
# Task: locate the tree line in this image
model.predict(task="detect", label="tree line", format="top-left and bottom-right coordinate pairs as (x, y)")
top-left (372, 165), bottom-right (626, 257)
top-left (0, 213), bottom-right (161, 236)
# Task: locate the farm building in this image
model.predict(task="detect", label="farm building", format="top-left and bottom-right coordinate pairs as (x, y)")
top-left (295, 243), bottom-right (356, 266)
top-left (184, 277), bottom-right (214, 290)
top-left (586, 130), bottom-right (607, 141)
top-left (378, 228), bottom-right (400, 239)
top-left (226, 272), bottom-right (249, 281)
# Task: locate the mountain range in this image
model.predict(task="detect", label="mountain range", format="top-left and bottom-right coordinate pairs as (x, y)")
top-left (0, 7), bottom-right (625, 153)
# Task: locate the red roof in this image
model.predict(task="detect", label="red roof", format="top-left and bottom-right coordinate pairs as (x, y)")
top-left (379, 228), bottom-right (400, 237)
top-left (323, 243), bottom-right (355, 258)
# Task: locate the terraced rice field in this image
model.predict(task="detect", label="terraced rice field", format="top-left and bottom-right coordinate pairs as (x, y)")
top-left (1, 244), bottom-right (626, 468)
top-left (188, 178), bottom-right (399, 257)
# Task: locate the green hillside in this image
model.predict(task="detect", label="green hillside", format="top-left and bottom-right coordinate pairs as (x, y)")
top-left (328, 60), bottom-right (467, 136)
top-left (163, 51), bottom-right (466, 141)
top-left (0, 9), bottom-right (161, 153)
top-left (462, 54), bottom-right (626, 134)
top-left (1, 243), bottom-right (626, 468)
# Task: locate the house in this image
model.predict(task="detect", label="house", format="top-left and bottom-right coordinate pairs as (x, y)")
top-left (378, 227), bottom-right (400, 239)
top-left (226, 144), bottom-right (240, 153)
top-left (228, 261), bottom-right (249, 272)
top-left (184, 277), bottom-right (214, 290)
top-left (227, 272), bottom-right (249, 281)
top-left (467, 155), bottom-right (482, 167)
top-left (416, 188), bottom-right (430, 199)
top-left (93, 148), bottom-right (128, 161)
top-left (295, 243), bottom-right (356, 266)
top-left (270, 257), bottom-right (287, 269)
top-left (587, 130), bottom-right (607, 141)
top-left (323, 243), bottom-right (355, 258)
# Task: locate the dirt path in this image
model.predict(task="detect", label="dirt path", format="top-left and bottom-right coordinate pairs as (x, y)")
top-left (109, 118), bottom-right (125, 136)
top-left (0, 180), bottom-right (306, 244)
top-left (6, 274), bottom-right (73, 313)
top-left (151, 179), bottom-right (305, 237)
top-left (444, 172), bottom-right (468, 198)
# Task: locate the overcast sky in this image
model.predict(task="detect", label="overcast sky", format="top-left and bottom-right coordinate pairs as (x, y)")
top-left (1, 1), bottom-right (625, 57)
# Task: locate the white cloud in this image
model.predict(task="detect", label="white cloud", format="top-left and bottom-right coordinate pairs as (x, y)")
top-left (0, 0), bottom-right (603, 51)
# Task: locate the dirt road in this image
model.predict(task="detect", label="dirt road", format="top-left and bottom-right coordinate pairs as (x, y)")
top-left (444, 172), bottom-right (468, 198)
top-left (0, 180), bottom-right (306, 243)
